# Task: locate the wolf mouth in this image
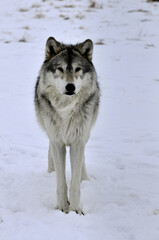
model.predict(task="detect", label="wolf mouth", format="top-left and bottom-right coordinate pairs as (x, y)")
top-left (65, 91), bottom-right (75, 95)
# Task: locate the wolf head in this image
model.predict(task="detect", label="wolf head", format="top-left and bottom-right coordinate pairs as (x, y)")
top-left (42, 37), bottom-right (96, 96)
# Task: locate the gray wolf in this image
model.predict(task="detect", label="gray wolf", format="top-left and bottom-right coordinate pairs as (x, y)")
top-left (34, 37), bottom-right (100, 215)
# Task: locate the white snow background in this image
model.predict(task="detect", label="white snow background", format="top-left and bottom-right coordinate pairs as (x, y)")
top-left (0, 0), bottom-right (159, 239)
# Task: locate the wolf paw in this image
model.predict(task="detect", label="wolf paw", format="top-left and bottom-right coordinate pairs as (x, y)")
top-left (70, 207), bottom-right (85, 215)
top-left (55, 205), bottom-right (69, 214)
top-left (55, 200), bottom-right (70, 214)
top-left (47, 168), bottom-right (54, 173)
top-left (75, 209), bottom-right (85, 215)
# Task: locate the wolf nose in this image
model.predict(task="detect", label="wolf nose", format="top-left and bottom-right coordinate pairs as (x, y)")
top-left (65, 83), bottom-right (75, 92)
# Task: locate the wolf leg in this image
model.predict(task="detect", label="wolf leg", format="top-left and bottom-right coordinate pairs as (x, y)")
top-left (69, 141), bottom-right (85, 215)
top-left (81, 156), bottom-right (89, 181)
top-left (48, 142), bottom-right (55, 173)
top-left (50, 142), bottom-right (69, 213)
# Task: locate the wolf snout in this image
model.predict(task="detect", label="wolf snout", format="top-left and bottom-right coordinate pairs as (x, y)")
top-left (65, 83), bottom-right (76, 95)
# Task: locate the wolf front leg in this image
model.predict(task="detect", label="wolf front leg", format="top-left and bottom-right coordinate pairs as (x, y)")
top-left (50, 142), bottom-right (69, 213)
top-left (81, 156), bottom-right (89, 181)
top-left (69, 141), bottom-right (85, 215)
top-left (48, 142), bottom-right (55, 173)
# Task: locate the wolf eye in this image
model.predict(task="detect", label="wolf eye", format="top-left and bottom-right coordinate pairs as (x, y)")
top-left (57, 67), bottom-right (64, 73)
top-left (75, 67), bottom-right (81, 72)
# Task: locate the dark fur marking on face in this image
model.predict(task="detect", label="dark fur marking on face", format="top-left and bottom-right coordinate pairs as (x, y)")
top-left (44, 58), bottom-right (59, 73)
top-left (72, 48), bottom-right (92, 73)
top-left (66, 47), bottom-right (73, 72)
top-left (46, 64), bottom-right (56, 73)
top-left (82, 63), bottom-right (91, 73)
top-left (73, 48), bottom-right (93, 66)
top-left (43, 44), bottom-right (93, 79)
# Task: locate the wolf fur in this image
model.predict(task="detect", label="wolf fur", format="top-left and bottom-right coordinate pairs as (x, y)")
top-left (34, 37), bottom-right (100, 215)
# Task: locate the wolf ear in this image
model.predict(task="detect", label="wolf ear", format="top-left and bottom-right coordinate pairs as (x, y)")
top-left (45, 37), bottom-right (62, 60)
top-left (76, 39), bottom-right (93, 61)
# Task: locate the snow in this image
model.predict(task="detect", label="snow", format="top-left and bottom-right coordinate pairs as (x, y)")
top-left (0, 0), bottom-right (159, 239)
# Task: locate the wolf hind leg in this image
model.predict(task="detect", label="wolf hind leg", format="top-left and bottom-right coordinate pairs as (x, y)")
top-left (81, 156), bottom-right (89, 181)
top-left (48, 142), bottom-right (55, 173)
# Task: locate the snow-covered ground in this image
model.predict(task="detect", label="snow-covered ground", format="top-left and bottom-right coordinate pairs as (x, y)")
top-left (0, 0), bottom-right (159, 239)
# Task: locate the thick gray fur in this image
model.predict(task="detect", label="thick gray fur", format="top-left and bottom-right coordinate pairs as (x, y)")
top-left (34, 37), bottom-right (100, 215)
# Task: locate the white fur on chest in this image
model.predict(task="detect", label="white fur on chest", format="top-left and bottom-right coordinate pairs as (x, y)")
top-left (58, 99), bottom-right (77, 118)
top-left (54, 100), bottom-right (90, 145)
